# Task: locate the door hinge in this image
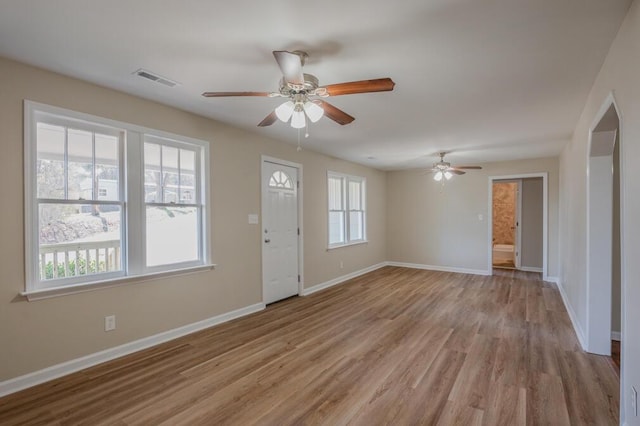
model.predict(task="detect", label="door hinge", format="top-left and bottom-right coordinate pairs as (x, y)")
top-left (297, 181), bottom-right (300, 188)
top-left (298, 275), bottom-right (300, 283)
top-left (297, 228), bottom-right (300, 235)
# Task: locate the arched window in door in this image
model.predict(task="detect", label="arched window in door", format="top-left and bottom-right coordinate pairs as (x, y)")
top-left (269, 170), bottom-right (294, 190)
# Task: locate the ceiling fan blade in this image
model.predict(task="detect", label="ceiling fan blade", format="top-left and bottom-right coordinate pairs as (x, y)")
top-left (317, 100), bottom-right (355, 125)
top-left (455, 166), bottom-right (483, 170)
top-left (323, 78), bottom-right (395, 96)
top-left (273, 51), bottom-right (305, 85)
top-left (257, 111), bottom-right (278, 127)
top-left (449, 169), bottom-right (466, 175)
top-left (202, 91), bottom-right (271, 97)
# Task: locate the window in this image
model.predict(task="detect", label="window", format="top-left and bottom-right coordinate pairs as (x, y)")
top-left (25, 102), bottom-right (211, 296)
top-left (269, 170), bottom-right (294, 189)
top-left (327, 172), bottom-right (366, 248)
top-left (143, 138), bottom-right (202, 269)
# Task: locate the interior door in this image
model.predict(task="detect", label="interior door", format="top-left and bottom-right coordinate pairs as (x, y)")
top-left (262, 160), bottom-right (299, 304)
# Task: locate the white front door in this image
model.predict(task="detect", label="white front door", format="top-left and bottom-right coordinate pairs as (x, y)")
top-left (262, 160), bottom-right (300, 304)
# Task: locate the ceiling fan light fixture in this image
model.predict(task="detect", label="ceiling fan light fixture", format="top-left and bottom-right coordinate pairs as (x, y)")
top-left (275, 101), bottom-right (295, 122)
top-left (291, 109), bottom-right (306, 129)
top-left (303, 100), bottom-right (324, 123)
top-left (444, 171), bottom-right (453, 180)
top-left (434, 171), bottom-right (443, 181)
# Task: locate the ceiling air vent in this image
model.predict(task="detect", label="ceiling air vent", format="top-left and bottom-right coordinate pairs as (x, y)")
top-left (133, 69), bottom-right (178, 88)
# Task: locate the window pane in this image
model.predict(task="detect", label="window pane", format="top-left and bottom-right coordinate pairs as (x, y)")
top-left (269, 170), bottom-right (294, 189)
top-left (180, 149), bottom-right (195, 203)
top-left (329, 211), bottom-right (345, 245)
top-left (349, 180), bottom-right (362, 210)
top-left (146, 206), bottom-right (199, 266)
top-left (349, 211), bottom-right (363, 241)
top-left (144, 143), bottom-right (161, 202)
top-left (67, 128), bottom-right (94, 200)
top-left (162, 146), bottom-right (179, 203)
top-left (95, 134), bottom-right (119, 201)
top-left (328, 177), bottom-right (343, 210)
top-left (39, 203), bottom-right (122, 280)
top-left (36, 123), bottom-right (65, 199)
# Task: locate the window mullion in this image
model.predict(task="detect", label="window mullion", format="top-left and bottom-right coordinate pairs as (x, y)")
top-left (344, 178), bottom-right (350, 242)
top-left (91, 131), bottom-right (97, 201)
top-left (177, 148), bottom-right (182, 204)
top-left (125, 131), bottom-right (144, 276)
top-left (159, 144), bottom-right (164, 203)
top-left (63, 127), bottom-right (69, 199)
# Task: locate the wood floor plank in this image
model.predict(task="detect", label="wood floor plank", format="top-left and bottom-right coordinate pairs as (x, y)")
top-left (482, 384), bottom-right (526, 426)
top-left (526, 372), bottom-right (571, 426)
top-left (0, 267), bottom-right (619, 425)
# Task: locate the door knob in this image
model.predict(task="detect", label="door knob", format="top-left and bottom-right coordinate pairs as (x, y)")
top-left (264, 239), bottom-right (271, 243)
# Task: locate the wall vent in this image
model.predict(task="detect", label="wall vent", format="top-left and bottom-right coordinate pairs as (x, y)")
top-left (133, 69), bottom-right (179, 88)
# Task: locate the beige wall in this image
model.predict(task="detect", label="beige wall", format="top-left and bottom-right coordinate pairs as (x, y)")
top-left (558, 0), bottom-right (640, 420)
top-left (0, 57), bottom-right (386, 381)
top-left (386, 157), bottom-right (559, 275)
top-left (521, 178), bottom-right (543, 269)
top-left (492, 182), bottom-right (517, 245)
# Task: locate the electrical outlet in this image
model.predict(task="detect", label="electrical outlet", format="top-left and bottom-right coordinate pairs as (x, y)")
top-left (632, 386), bottom-right (638, 417)
top-left (104, 315), bottom-right (116, 332)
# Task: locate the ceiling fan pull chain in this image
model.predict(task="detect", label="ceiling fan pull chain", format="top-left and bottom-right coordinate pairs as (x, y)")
top-left (297, 128), bottom-right (302, 151)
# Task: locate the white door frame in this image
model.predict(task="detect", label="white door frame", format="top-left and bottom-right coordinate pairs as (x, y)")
top-left (585, 92), bottom-right (624, 358)
top-left (487, 173), bottom-right (548, 278)
top-left (261, 156), bottom-right (304, 300)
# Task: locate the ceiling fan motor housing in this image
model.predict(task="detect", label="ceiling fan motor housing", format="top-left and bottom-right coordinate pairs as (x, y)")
top-left (281, 73), bottom-right (320, 95)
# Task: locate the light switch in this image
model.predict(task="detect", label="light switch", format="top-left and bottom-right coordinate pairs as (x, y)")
top-left (478, 213), bottom-right (484, 221)
top-left (248, 214), bottom-right (259, 224)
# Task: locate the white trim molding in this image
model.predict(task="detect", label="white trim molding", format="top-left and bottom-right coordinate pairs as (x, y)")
top-left (544, 276), bottom-right (560, 284)
top-left (301, 262), bottom-right (387, 296)
top-left (0, 302), bottom-right (265, 398)
top-left (556, 280), bottom-right (587, 350)
top-left (611, 331), bottom-right (621, 341)
top-left (519, 266), bottom-right (543, 273)
top-left (386, 261), bottom-right (491, 276)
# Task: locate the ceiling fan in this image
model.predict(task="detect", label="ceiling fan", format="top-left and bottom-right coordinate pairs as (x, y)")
top-left (429, 152), bottom-right (482, 181)
top-left (202, 50), bottom-right (395, 128)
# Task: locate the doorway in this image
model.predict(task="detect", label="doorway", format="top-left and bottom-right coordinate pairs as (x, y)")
top-left (487, 173), bottom-right (548, 278)
top-left (491, 180), bottom-right (521, 269)
top-left (261, 157), bottom-right (303, 304)
top-left (586, 97), bottom-right (622, 359)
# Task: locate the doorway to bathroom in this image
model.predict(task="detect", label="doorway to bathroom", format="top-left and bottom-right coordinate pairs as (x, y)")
top-left (491, 180), bottom-right (520, 269)
top-left (488, 173), bottom-right (548, 277)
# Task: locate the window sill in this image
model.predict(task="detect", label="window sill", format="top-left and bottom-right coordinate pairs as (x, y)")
top-left (327, 240), bottom-right (368, 250)
top-left (21, 264), bottom-right (216, 301)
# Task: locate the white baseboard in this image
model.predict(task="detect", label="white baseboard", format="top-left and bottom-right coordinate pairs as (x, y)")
top-left (301, 262), bottom-right (388, 296)
top-left (544, 275), bottom-right (559, 284)
top-left (386, 261), bottom-right (491, 276)
top-left (519, 266), bottom-right (543, 273)
top-left (555, 280), bottom-right (587, 350)
top-left (0, 302), bottom-right (265, 398)
top-left (611, 331), bottom-right (621, 341)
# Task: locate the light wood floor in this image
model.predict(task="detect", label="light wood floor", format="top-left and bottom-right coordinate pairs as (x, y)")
top-left (0, 267), bottom-right (619, 425)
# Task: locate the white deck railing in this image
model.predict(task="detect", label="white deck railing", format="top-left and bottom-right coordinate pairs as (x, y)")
top-left (39, 239), bottom-right (120, 279)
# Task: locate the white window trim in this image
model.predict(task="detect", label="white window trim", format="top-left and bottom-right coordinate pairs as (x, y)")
top-left (327, 171), bottom-right (367, 249)
top-left (23, 101), bottom-right (213, 300)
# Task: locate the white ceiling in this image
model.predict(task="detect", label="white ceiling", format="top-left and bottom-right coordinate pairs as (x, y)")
top-left (0, 0), bottom-right (632, 170)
